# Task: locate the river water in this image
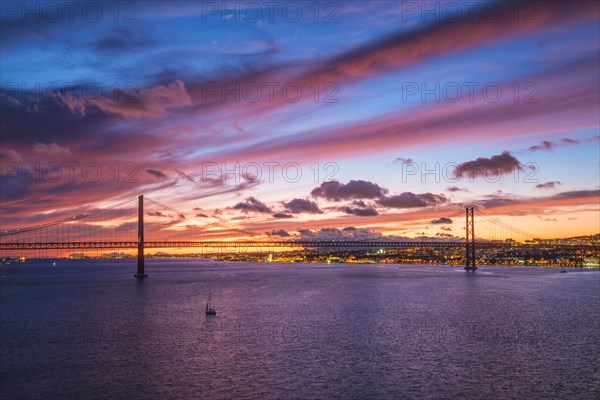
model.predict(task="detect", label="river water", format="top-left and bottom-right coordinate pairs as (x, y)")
top-left (1, 260), bottom-right (599, 399)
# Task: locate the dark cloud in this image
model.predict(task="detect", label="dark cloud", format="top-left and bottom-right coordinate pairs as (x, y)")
top-left (378, 192), bottom-right (448, 209)
top-left (440, 226), bottom-right (452, 231)
top-left (146, 169), bottom-right (167, 180)
top-left (527, 138), bottom-right (580, 153)
top-left (233, 197), bottom-right (272, 214)
top-left (272, 212), bottom-right (294, 219)
top-left (93, 28), bottom-right (158, 53)
top-left (551, 190), bottom-right (599, 200)
top-left (394, 157), bottom-right (414, 164)
top-left (435, 233), bottom-right (455, 238)
top-left (297, 226), bottom-right (382, 240)
top-left (561, 138), bottom-right (579, 145)
top-left (432, 217), bottom-right (452, 224)
top-left (283, 198), bottom-right (322, 214)
top-left (475, 197), bottom-right (519, 208)
top-left (446, 186), bottom-right (469, 193)
top-left (527, 140), bottom-right (554, 152)
top-left (339, 206), bottom-right (379, 217)
top-left (0, 97), bottom-right (115, 148)
top-left (453, 151), bottom-right (523, 180)
top-left (194, 213), bottom-right (209, 218)
top-left (535, 181), bottom-right (561, 190)
top-left (266, 229), bottom-right (291, 237)
top-left (340, 226), bottom-right (382, 239)
top-left (311, 180), bottom-right (387, 201)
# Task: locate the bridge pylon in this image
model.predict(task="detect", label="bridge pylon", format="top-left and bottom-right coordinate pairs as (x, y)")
top-left (464, 206), bottom-right (477, 271)
top-left (134, 195), bottom-right (148, 278)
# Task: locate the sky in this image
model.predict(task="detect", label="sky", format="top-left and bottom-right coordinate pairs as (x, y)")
top-left (0, 0), bottom-right (599, 241)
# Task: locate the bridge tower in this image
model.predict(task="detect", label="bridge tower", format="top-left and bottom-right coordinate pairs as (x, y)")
top-left (464, 206), bottom-right (477, 271)
top-left (134, 195), bottom-right (148, 278)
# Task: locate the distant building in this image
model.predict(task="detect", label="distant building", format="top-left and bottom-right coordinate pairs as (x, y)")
top-left (583, 258), bottom-right (599, 268)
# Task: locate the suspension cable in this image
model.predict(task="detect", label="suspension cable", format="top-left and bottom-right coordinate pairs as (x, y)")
top-left (0, 198), bottom-right (137, 237)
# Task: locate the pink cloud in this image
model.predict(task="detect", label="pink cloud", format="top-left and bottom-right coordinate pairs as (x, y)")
top-left (61, 80), bottom-right (192, 118)
top-left (32, 142), bottom-right (71, 156)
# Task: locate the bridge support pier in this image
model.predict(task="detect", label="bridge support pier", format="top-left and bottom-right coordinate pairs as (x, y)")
top-left (134, 195), bottom-right (148, 278)
top-left (464, 206), bottom-right (477, 271)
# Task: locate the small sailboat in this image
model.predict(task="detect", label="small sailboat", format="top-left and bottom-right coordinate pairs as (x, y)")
top-left (205, 292), bottom-right (217, 315)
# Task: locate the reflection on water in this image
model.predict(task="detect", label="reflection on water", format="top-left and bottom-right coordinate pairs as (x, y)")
top-left (1, 260), bottom-right (599, 399)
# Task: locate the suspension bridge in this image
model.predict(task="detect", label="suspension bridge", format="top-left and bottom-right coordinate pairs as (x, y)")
top-left (1, 195), bottom-right (597, 277)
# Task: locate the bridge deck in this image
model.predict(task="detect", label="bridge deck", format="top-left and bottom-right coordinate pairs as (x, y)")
top-left (0, 241), bottom-right (595, 250)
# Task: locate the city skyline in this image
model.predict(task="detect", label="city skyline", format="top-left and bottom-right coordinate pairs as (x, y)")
top-left (1, 0), bottom-right (599, 241)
